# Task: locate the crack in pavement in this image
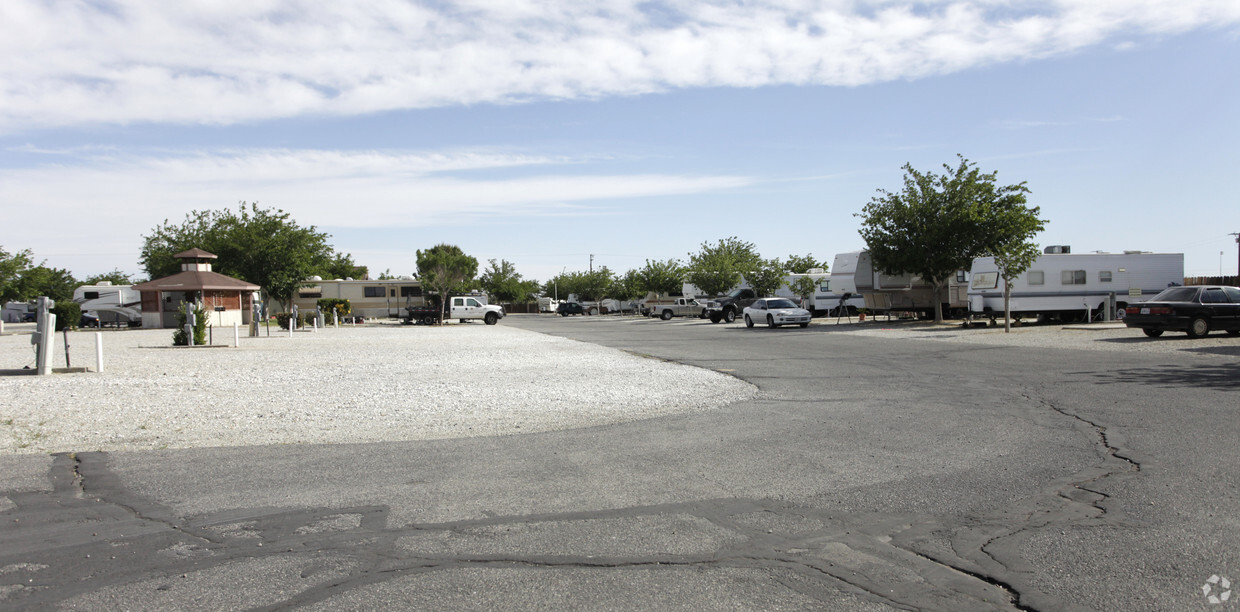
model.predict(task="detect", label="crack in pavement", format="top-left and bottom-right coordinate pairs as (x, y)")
top-left (3, 452), bottom-right (1025, 611)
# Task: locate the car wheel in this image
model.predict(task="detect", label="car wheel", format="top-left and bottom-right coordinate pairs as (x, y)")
top-left (723, 309), bottom-right (736, 323)
top-left (1186, 317), bottom-right (1210, 338)
top-left (799, 322), bottom-right (809, 328)
top-left (767, 314), bottom-right (777, 328)
top-left (660, 310), bottom-right (673, 321)
top-left (1142, 328), bottom-right (1163, 338)
top-left (484, 312), bottom-right (498, 325)
top-left (709, 312), bottom-right (722, 323)
top-left (744, 314), bottom-right (754, 328)
top-left (560, 312), bottom-right (567, 317)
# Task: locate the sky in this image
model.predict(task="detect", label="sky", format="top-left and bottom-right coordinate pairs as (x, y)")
top-left (2, 0), bottom-right (1239, 285)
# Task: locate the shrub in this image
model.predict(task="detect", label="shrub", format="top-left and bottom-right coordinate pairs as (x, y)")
top-left (276, 311), bottom-right (307, 330)
top-left (172, 302), bottom-right (209, 346)
top-left (50, 301), bottom-right (81, 332)
top-left (316, 298), bottom-right (350, 322)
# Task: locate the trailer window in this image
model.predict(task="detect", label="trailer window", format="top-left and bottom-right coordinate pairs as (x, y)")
top-left (1027, 271), bottom-right (1044, 286)
top-left (971, 272), bottom-right (998, 289)
top-left (399, 286), bottom-right (422, 297)
top-left (84, 291), bottom-right (100, 300)
top-left (1099, 271), bottom-right (1112, 282)
top-left (363, 287), bottom-right (385, 298)
top-left (1061, 270), bottom-right (1086, 285)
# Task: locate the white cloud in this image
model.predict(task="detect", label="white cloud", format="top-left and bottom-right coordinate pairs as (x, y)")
top-left (0, 148), bottom-right (752, 273)
top-left (2, 0), bottom-right (1237, 132)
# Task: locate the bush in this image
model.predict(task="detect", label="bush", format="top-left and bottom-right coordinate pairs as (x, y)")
top-left (50, 301), bottom-right (81, 332)
top-left (172, 302), bottom-right (209, 346)
top-left (276, 311), bottom-right (307, 330)
top-left (316, 298), bottom-right (350, 322)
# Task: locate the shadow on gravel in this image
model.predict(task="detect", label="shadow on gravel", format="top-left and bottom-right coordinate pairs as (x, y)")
top-left (1084, 363), bottom-right (1240, 390)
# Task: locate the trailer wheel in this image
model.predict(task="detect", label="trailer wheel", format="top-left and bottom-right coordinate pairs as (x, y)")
top-left (421, 315), bottom-right (435, 325)
top-left (1142, 328), bottom-right (1163, 337)
top-left (723, 308), bottom-right (736, 323)
top-left (484, 312), bottom-right (498, 325)
top-left (660, 309), bottom-right (673, 321)
top-left (1186, 317), bottom-right (1210, 338)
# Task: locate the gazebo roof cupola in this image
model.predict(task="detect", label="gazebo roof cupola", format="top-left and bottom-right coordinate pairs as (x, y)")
top-left (175, 248), bottom-right (219, 272)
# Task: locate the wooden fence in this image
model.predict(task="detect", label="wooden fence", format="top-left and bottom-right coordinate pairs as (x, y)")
top-left (1184, 276), bottom-right (1239, 286)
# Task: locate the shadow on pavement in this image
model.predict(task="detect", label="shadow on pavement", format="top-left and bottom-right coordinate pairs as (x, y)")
top-left (1081, 363), bottom-right (1240, 390)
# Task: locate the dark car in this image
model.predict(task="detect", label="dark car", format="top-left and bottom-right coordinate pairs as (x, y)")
top-left (1124, 285), bottom-right (1240, 338)
top-left (556, 302), bottom-right (585, 316)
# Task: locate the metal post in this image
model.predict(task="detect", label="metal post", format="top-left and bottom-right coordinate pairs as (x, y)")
top-left (95, 332), bottom-right (104, 373)
top-left (186, 308), bottom-right (196, 346)
top-left (234, 322), bottom-right (240, 348)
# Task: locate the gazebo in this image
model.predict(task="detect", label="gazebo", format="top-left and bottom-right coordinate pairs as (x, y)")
top-left (132, 249), bottom-right (261, 329)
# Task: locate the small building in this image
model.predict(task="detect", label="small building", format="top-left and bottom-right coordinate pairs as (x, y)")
top-left (131, 249), bottom-right (260, 329)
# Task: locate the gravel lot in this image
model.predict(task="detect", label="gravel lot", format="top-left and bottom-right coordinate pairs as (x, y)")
top-left (0, 323), bottom-right (757, 455)
top-left (2, 316), bottom-right (1235, 455)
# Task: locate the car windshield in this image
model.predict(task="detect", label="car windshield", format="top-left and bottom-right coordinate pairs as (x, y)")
top-left (766, 299), bottom-right (798, 309)
top-left (1150, 287), bottom-right (1199, 302)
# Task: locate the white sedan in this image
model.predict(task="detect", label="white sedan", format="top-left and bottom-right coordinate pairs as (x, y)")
top-left (743, 298), bottom-right (812, 328)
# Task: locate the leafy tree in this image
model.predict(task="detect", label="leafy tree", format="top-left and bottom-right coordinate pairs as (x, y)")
top-left (785, 254), bottom-right (826, 274)
top-left (83, 269), bottom-right (136, 286)
top-left (543, 272), bottom-right (577, 302)
top-left (140, 202), bottom-right (353, 312)
top-left (684, 237), bottom-right (763, 297)
top-left (747, 259), bottom-right (787, 298)
top-left (635, 258), bottom-right (685, 296)
top-left (573, 268), bottom-right (616, 303)
top-left (480, 259), bottom-right (534, 303)
top-left (18, 265), bottom-right (78, 303)
top-left (980, 206), bottom-right (1047, 332)
top-left (857, 155), bottom-right (1032, 323)
top-left (416, 244), bottom-right (478, 323)
top-left (609, 269), bottom-right (645, 309)
top-left (0, 246), bottom-right (35, 303)
top-left (787, 276), bottom-right (819, 307)
top-left (320, 252), bottom-right (368, 280)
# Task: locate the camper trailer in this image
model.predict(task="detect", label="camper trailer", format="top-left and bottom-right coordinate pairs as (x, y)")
top-left (968, 248), bottom-right (1185, 323)
top-left (776, 270), bottom-right (865, 316)
top-left (830, 250), bottom-right (969, 317)
top-left (292, 277), bottom-right (429, 319)
top-left (73, 282), bottom-right (142, 327)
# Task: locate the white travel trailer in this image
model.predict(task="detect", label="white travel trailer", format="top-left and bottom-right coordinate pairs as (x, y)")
top-left (73, 282), bottom-right (142, 326)
top-left (776, 270), bottom-right (865, 315)
top-left (830, 250), bottom-right (969, 317)
top-left (291, 277), bottom-right (429, 319)
top-left (968, 248), bottom-right (1185, 322)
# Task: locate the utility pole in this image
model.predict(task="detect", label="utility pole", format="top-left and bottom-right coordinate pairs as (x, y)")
top-left (589, 254), bottom-right (594, 273)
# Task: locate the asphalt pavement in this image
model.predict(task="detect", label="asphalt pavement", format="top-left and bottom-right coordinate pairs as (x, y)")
top-left (2, 314), bottom-right (1238, 610)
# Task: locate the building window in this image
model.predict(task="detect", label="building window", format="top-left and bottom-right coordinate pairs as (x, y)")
top-left (363, 287), bottom-right (385, 298)
top-left (1061, 270), bottom-right (1086, 285)
top-left (299, 291), bottom-right (322, 298)
top-left (1099, 271), bottom-right (1112, 283)
top-left (400, 286), bottom-right (422, 297)
top-left (1027, 271), bottom-right (1044, 286)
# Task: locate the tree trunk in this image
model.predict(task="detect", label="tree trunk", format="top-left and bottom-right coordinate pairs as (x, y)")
top-left (933, 280), bottom-right (945, 324)
top-left (1003, 275), bottom-right (1012, 333)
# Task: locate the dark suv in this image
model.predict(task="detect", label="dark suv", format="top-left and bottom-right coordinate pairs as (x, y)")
top-left (556, 302), bottom-right (585, 316)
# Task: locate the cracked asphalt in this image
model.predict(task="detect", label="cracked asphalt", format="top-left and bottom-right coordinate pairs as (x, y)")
top-left (2, 314), bottom-right (1238, 610)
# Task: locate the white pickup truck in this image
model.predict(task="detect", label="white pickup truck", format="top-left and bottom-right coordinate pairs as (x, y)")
top-left (404, 296), bottom-right (505, 325)
top-left (646, 297), bottom-right (705, 321)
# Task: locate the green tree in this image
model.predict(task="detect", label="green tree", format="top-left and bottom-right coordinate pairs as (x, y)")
top-left (785, 254), bottom-right (826, 274)
top-left (18, 266), bottom-right (78, 303)
top-left (320, 252), bottom-right (368, 280)
top-left (83, 269), bottom-right (136, 286)
top-left (857, 155), bottom-right (1032, 323)
top-left (609, 269), bottom-right (645, 311)
top-left (140, 202), bottom-right (344, 312)
top-left (573, 268), bottom-right (616, 303)
top-left (747, 259), bottom-right (787, 298)
top-left (787, 276), bottom-right (819, 307)
top-left (416, 244), bottom-right (478, 324)
top-left (635, 258), bottom-right (685, 296)
top-left (479, 259), bottom-right (531, 303)
top-left (980, 206), bottom-right (1047, 332)
top-left (684, 237), bottom-right (763, 297)
top-left (0, 246), bottom-right (35, 303)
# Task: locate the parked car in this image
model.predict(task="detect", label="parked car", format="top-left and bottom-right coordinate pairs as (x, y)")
top-left (1123, 285), bottom-right (1240, 338)
top-left (743, 298), bottom-right (813, 329)
top-left (80, 312), bottom-right (100, 328)
top-left (556, 302), bottom-right (586, 316)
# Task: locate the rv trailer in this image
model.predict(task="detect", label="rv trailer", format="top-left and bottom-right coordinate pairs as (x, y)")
top-left (73, 282), bottom-right (142, 327)
top-left (830, 250), bottom-right (969, 317)
top-left (776, 270), bottom-right (865, 316)
top-left (292, 277), bottom-right (429, 319)
top-left (968, 248), bottom-right (1184, 323)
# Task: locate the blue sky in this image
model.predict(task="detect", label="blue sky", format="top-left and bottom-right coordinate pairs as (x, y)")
top-left (2, 1), bottom-right (1238, 283)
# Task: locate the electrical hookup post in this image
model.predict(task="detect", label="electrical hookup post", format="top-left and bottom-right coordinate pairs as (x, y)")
top-left (32, 297), bottom-right (55, 375)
